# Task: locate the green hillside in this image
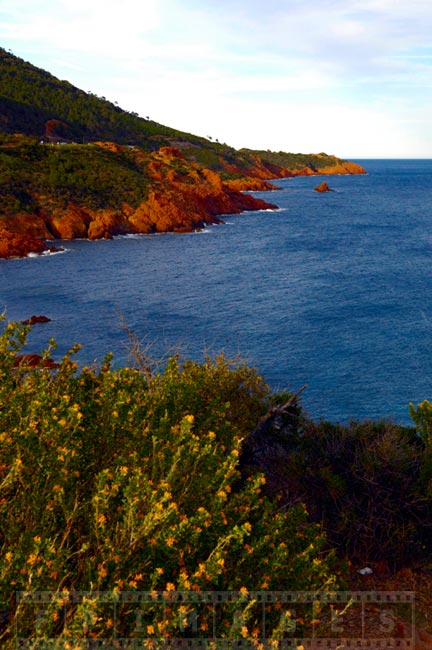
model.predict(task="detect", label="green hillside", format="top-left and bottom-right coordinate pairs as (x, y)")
top-left (0, 48), bottom-right (361, 179)
top-left (241, 148), bottom-right (353, 171)
top-left (0, 133), bottom-right (152, 215)
top-left (0, 48), bottom-right (198, 148)
top-left (0, 47), bottom-right (252, 174)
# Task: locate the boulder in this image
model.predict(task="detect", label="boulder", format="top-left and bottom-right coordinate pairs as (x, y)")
top-left (13, 354), bottom-right (59, 369)
top-left (0, 230), bottom-right (49, 258)
top-left (20, 315), bottom-right (51, 325)
top-left (314, 181), bottom-right (334, 192)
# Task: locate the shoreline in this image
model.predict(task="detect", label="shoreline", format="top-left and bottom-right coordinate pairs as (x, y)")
top-left (0, 146), bottom-right (365, 259)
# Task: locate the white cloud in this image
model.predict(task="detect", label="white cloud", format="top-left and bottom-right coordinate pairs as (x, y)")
top-left (0, 0), bottom-right (162, 56)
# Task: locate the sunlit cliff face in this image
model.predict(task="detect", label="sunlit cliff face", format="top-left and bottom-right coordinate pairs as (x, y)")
top-left (0, 139), bottom-right (365, 258)
top-left (0, 146), bottom-right (278, 257)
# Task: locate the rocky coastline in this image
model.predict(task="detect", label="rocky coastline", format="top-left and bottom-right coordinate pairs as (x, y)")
top-left (0, 145), bottom-right (365, 259)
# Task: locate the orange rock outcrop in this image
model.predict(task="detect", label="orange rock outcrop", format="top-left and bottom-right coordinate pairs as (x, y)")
top-left (315, 160), bottom-right (365, 175)
top-left (224, 177), bottom-right (279, 192)
top-left (0, 228), bottom-right (49, 258)
top-left (314, 181), bottom-right (334, 192)
top-left (0, 147), bottom-right (278, 257)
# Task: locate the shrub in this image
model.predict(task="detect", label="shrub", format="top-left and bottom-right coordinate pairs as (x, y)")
top-left (0, 321), bottom-right (340, 646)
top-left (241, 404), bottom-right (431, 568)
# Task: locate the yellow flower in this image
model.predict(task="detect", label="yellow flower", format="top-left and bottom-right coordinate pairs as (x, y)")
top-left (156, 567), bottom-right (164, 575)
top-left (146, 624), bottom-right (155, 635)
top-left (194, 563), bottom-right (206, 578)
top-left (98, 565), bottom-right (108, 578)
top-left (97, 513), bottom-right (107, 526)
top-left (184, 414), bottom-right (194, 424)
top-left (27, 553), bottom-right (38, 566)
top-left (5, 551), bottom-right (12, 563)
top-left (165, 582), bottom-right (175, 591)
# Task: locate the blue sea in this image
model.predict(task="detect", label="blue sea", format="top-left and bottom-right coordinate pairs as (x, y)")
top-left (1, 159), bottom-right (432, 425)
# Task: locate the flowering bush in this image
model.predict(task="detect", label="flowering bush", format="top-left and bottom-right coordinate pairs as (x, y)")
top-left (0, 320), bottom-right (339, 647)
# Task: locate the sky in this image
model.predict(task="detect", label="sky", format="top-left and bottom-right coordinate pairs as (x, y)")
top-left (1, 0), bottom-right (432, 158)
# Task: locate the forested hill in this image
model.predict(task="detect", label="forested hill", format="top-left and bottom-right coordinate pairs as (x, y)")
top-left (241, 148), bottom-right (364, 175)
top-left (0, 48), bottom-right (363, 178)
top-left (0, 47), bottom-right (203, 149)
top-left (0, 47), bottom-right (267, 175)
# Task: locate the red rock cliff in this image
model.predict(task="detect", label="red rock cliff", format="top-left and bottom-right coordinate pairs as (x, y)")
top-left (0, 146), bottom-right (277, 258)
top-left (0, 144), bottom-right (365, 259)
